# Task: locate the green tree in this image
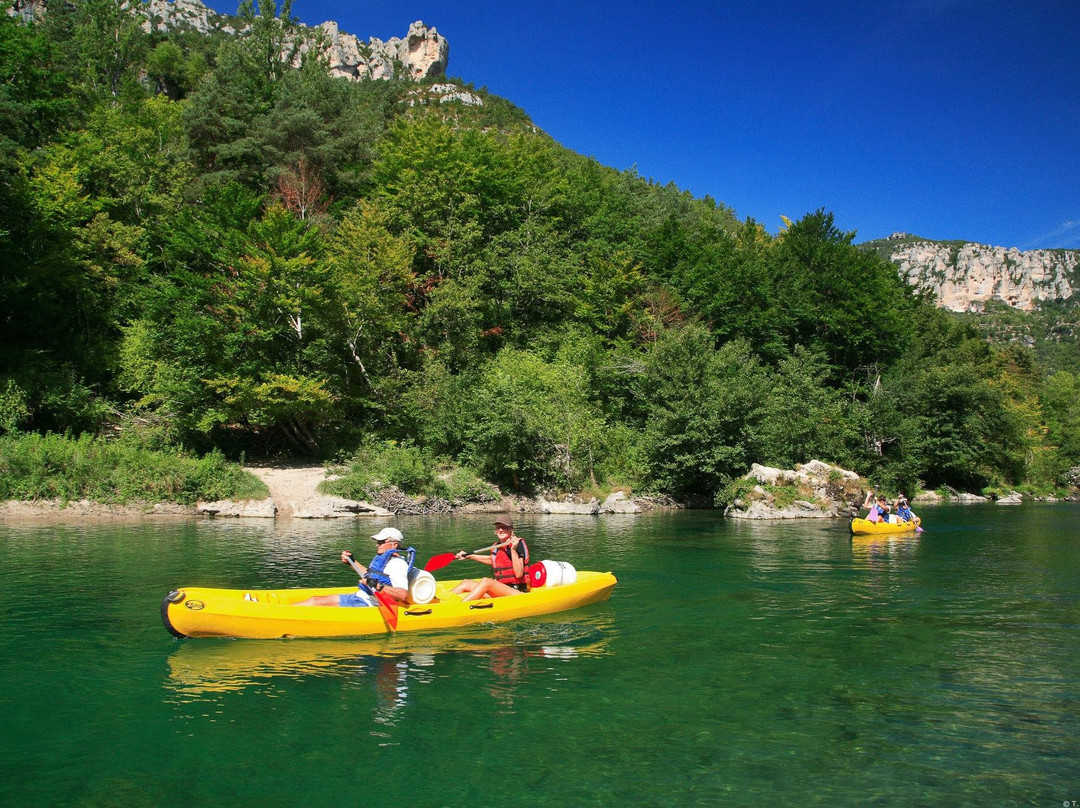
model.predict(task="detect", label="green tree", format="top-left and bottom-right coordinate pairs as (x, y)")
top-left (462, 348), bottom-right (606, 493)
top-left (906, 364), bottom-right (1026, 491)
top-left (123, 195), bottom-right (343, 453)
top-left (198, 204), bottom-right (336, 451)
top-left (324, 200), bottom-right (415, 394)
top-left (70, 0), bottom-right (148, 101)
top-left (637, 326), bottom-right (766, 501)
top-left (145, 40), bottom-right (208, 100)
top-left (1042, 371), bottom-right (1080, 466)
top-left (771, 210), bottom-right (916, 375)
top-left (184, 33), bottom-right (387, 197)
top-left (756, 346), bottom-right (855, 468)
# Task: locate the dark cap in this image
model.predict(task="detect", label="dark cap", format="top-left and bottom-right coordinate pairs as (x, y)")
top-left (494, 514), bottom-right (514, 529)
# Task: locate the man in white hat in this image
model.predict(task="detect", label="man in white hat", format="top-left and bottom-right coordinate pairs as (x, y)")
top-left (295, 526), bottom-right (411, 607)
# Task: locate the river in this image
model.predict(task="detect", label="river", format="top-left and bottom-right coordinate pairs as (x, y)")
top-left (0, 504), bottom-right (1077, 806)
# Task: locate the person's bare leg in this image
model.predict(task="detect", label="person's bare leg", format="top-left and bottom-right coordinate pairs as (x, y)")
top-left (451, 579), bottom-right (478, 596)
top-left (459, 578), bottom-right (525, 602)
top-left (294, 594), bottom-right (342, 607)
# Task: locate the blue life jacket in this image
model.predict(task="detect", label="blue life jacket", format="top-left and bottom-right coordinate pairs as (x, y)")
top-left (361, 546), bottom-right (416, 592)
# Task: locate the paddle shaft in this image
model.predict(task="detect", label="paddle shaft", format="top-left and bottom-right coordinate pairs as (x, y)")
top-left (343, 552), bottom-right (399, 630)
top-left (424, 540), bottom-right (513, 573)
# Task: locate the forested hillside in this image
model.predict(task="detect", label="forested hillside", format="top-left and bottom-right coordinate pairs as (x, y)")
top-left (2, 0), bottom-right (1079, 503)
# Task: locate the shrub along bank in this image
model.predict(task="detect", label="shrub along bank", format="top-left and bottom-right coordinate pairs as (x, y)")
top-left (0, 433), bottom-right (267, 505)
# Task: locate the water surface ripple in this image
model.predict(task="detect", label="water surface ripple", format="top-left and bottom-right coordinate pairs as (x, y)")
top-left (0, 504), bottom-right (1077, 805)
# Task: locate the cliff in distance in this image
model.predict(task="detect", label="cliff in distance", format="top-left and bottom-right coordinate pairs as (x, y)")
top-left (11, 0), bottom-right (449, 82)
top-left (148, 0), bottom-right (449, 81)
top-left (863, 233), bottom-right (1079, 313)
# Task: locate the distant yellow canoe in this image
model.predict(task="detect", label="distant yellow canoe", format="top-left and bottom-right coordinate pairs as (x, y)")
top-left (849, 516), bottom-right (922, 535)
top-left (162, 571), bottom-right (617, 639)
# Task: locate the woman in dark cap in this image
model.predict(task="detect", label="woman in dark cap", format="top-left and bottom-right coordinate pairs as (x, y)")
top-left (451, 515), bottom-right (530, 601)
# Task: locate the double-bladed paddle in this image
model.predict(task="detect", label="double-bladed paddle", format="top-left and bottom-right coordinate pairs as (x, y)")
top-left (423, 540), bottom-right (511, 573)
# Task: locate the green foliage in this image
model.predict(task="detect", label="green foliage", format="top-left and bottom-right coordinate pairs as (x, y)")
top-left (324, 440), bottom-right (435, 496)
top-left (0, 361), bottom-right (110, 436)
top-left (124, 199), bottom-right (349, 453)
top-left (636, 327), bottom-right (766, 501)
top-left (1037, 370), bottom-right (1080, 486)
top-left (2, 7), bottom-right (1074, 504)
top-left (714, 477), bottom-right (761, 510)
top-left (323, 441), bottom-right (499, 503)
top-left (0, 379), bottom-right (31, 434)
top-left (325, 199), bottom-right (415, 390)
top-left (70, 0), bottom-right (149, 101)
top-left (907, 364), bottom-right (1024, 491)
top-left (0, 10), bottom-right (79, 154)
top-left (0, 433), bottom-right (267, 503)
top-left (183, 18), bottom-right (392, 198)
top-left (756, 347), bottom-right (856, 468)
top-left (461, 347), bottom-right (607, 494)
top-left (771, 210), bottom-right (917, 374)
top-left (433, 465), bottom-right (500, 504)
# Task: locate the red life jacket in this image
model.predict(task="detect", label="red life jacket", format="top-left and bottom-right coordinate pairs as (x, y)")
top-left (492, 541), bottom-right (529, 588)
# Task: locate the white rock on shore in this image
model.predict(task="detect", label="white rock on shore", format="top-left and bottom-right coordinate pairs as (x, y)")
top-left (726, 460), bottom-right (864, 520)
top-left (539, 497), bottom-right (600, 515)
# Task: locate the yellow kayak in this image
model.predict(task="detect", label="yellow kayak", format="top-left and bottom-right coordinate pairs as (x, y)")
top-left (161, 571), bottom-right (618, 639)
top-left (849, 516), bottom-right (922, 535)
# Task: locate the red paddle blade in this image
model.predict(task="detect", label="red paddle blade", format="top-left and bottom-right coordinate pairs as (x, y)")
top-left (423, 552), bottom-right (458, 572)
top-left (374, 590), bottom-right (399, 630)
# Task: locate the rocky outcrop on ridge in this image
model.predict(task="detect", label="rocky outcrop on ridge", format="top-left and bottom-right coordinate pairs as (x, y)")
top-left (306, 19), bottom-right (448, 82)
top-left (867, 233), bottom-right (1078, 313)
top-left (10, 0), bottom-right (449, 83)
top-left (143, 0), bottom-right (230, 34)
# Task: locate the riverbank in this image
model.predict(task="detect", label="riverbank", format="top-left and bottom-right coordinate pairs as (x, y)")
top-left (0, 465), bottom-right (675, 521)
top-left (3, 460), bottom-right (1069, 522)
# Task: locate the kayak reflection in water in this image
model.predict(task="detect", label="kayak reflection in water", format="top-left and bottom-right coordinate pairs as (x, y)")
top-left (451, 515), bottom-right (530, 602)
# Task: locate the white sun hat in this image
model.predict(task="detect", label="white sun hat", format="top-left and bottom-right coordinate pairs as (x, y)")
top-left (371, 526), bottom-right (404, 544)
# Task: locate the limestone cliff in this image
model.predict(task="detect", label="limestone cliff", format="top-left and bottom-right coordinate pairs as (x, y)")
top-left (864, 233), bottom-right (1079, 313)
top-left (11, 0), bottom-right (448, 83)
top-left (306, 19), bottom-right (448, 82)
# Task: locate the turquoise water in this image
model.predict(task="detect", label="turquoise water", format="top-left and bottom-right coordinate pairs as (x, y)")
top-left (0, 505), bottom-right (1077, 806)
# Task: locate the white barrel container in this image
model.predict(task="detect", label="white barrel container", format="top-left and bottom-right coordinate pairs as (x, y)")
top-left (532, 560), bottom-right (577, 588)
top-left (407, 568), bottom-right (437, 604)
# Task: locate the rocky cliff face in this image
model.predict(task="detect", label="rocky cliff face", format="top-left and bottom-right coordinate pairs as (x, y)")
top-left (149, 0), bottom-right (448, 82)
top-left (868, 233), bottom-right (1079, 312)
top-left (144, 0), bottom-right (228, 34)
top-left (305, 19), bottom-right (448, 82)
top-left (12, 0), bottom-right (448, 83)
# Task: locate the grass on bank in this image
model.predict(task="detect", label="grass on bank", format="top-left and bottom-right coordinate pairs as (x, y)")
top-left (321, 441), bottom-right (500, 504)
top-left (0, 432), bottom-right (268, 504)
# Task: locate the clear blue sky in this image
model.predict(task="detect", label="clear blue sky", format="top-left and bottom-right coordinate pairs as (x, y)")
top-left (205, 0), bottom-right (1080, 250)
